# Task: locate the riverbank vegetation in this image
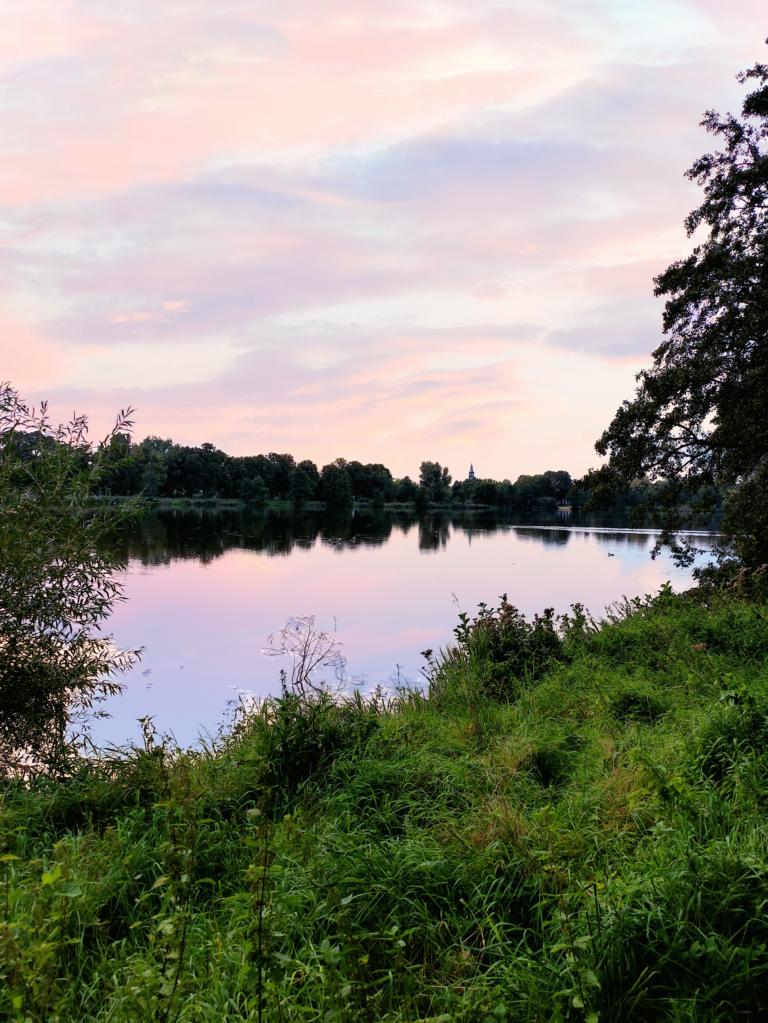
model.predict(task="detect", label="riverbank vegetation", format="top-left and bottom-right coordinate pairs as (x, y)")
top-left (2, 579), bottom-right (768, 1020)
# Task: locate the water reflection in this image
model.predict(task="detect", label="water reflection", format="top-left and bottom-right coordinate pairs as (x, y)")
top-left (115, 507), bottom-right (704, 566)
top-left (514, 526), bottom-right (572, 546)
top-left (96, 508), bottom-right (716, 747)
top-left (592, 530), bottom-right (653, 549)
top-left (418, 515), bottom-right (451, 552)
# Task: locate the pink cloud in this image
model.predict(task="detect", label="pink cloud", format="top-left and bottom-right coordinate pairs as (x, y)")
top-left (110, 301), bottom-right (189, 324)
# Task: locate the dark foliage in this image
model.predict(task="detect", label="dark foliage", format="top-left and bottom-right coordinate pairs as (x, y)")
top-left (596, 55), bottom-right (768, 567)
top-left (0, 385), bottom-right (138, 776)
top-left (448, 596), bottom-right (564, 700)
top-left (243, 691), bottom-right (381, 793)
top-left (82, 426), bottom-right (586, 512)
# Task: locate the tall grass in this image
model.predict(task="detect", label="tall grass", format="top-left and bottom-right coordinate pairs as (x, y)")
top-left (2, 587), bottom-right (768, 1020)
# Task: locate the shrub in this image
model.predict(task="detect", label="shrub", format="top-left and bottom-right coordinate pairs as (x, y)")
top-left (434, 596), bottom-right (564, 701)
top-left (0, 384), bottom-right (139, 776)
top-left (248, 690), bottom-right (382, 792)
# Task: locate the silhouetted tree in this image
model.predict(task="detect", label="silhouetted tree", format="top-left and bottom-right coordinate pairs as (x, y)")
top-left (597, 55), bottom-right (768, 565)
top-left (320, 459), bottom-right (353, 508)
top-left (393, 476), bottom-right (418, 502)
top-left (418, 461), bottom-right (452, 504)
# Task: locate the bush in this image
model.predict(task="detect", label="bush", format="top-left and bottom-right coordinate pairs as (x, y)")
top-left (0, 385), bottom-right (139, 776)
top-left (246, 690), bottom-right (382, 793)
top-left (434, 596), bottom-right (564, 702)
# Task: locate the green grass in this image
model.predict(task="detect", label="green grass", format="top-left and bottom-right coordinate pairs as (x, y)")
top-left (2, 588), bottom-right (768, 1020)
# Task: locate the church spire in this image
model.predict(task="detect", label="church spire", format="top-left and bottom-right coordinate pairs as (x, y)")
top-left (468, 463), bottom-right (476, 480)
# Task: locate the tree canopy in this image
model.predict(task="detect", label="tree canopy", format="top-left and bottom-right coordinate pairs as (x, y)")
top-left (418, 461), bottom-right (452, 505)
top-left (596, 55), bottom-right (768, 566)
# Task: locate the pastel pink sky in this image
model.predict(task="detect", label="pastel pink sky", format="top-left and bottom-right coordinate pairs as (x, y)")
top-left (1, 1), bottom-right (766, 478)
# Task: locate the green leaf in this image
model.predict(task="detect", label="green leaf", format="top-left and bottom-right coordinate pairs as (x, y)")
top-left (41, 864), bottom-right (62, 886)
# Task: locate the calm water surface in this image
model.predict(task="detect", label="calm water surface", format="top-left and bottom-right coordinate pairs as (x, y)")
top-left (93, 509), bottom-right (714, 746)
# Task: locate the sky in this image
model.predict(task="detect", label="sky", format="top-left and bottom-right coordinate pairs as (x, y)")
top-left (1, 1), bottom-right (765, 480)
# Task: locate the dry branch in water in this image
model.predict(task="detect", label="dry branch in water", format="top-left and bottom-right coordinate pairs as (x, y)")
top-left (261, 615), bottom-right (348, 698)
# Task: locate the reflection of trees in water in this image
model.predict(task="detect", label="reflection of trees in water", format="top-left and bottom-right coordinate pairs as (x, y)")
top-left (320, 510), bottom-right (394, 551)
top-left (590, 529), bottom-right (716, 554)
top-left (592, 531), bottom-right (652, 550)
top-left (453, 512), bottom-right (514, 545)
top-left (418, 514), bottom-right (450, 551)
top-left (116, 508), bottom-right (409, 566)
top-left (392, 517), bottom-right (416, 538)
top-left (514, 527), bottom-right (571, 546)
top-left (111, 508), bottom-right (718, 566)
top-left (115, 509), bottom-right (318, 566)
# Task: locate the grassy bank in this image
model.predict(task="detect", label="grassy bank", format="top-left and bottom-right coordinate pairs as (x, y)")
top-left (2, 586), bottom-right (768, 1020)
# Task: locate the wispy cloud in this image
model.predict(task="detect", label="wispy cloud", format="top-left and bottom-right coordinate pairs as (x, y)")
top-left (0, 1), bottom-right (764, 475)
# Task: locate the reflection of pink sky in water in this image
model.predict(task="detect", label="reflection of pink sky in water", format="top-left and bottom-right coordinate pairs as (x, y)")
top-left (94, 525), bottom-right (708, 747)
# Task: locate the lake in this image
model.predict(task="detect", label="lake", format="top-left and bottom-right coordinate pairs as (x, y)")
top-left (92, 508), bottom-right (715, 747)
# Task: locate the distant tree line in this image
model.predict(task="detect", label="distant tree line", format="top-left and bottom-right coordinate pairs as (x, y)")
top-left (7, 423), bottom-right (722, 523)
top-left (90, 435), bottom-right (580, 512)
top-left (450, 468), bottom-right (572, 511)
